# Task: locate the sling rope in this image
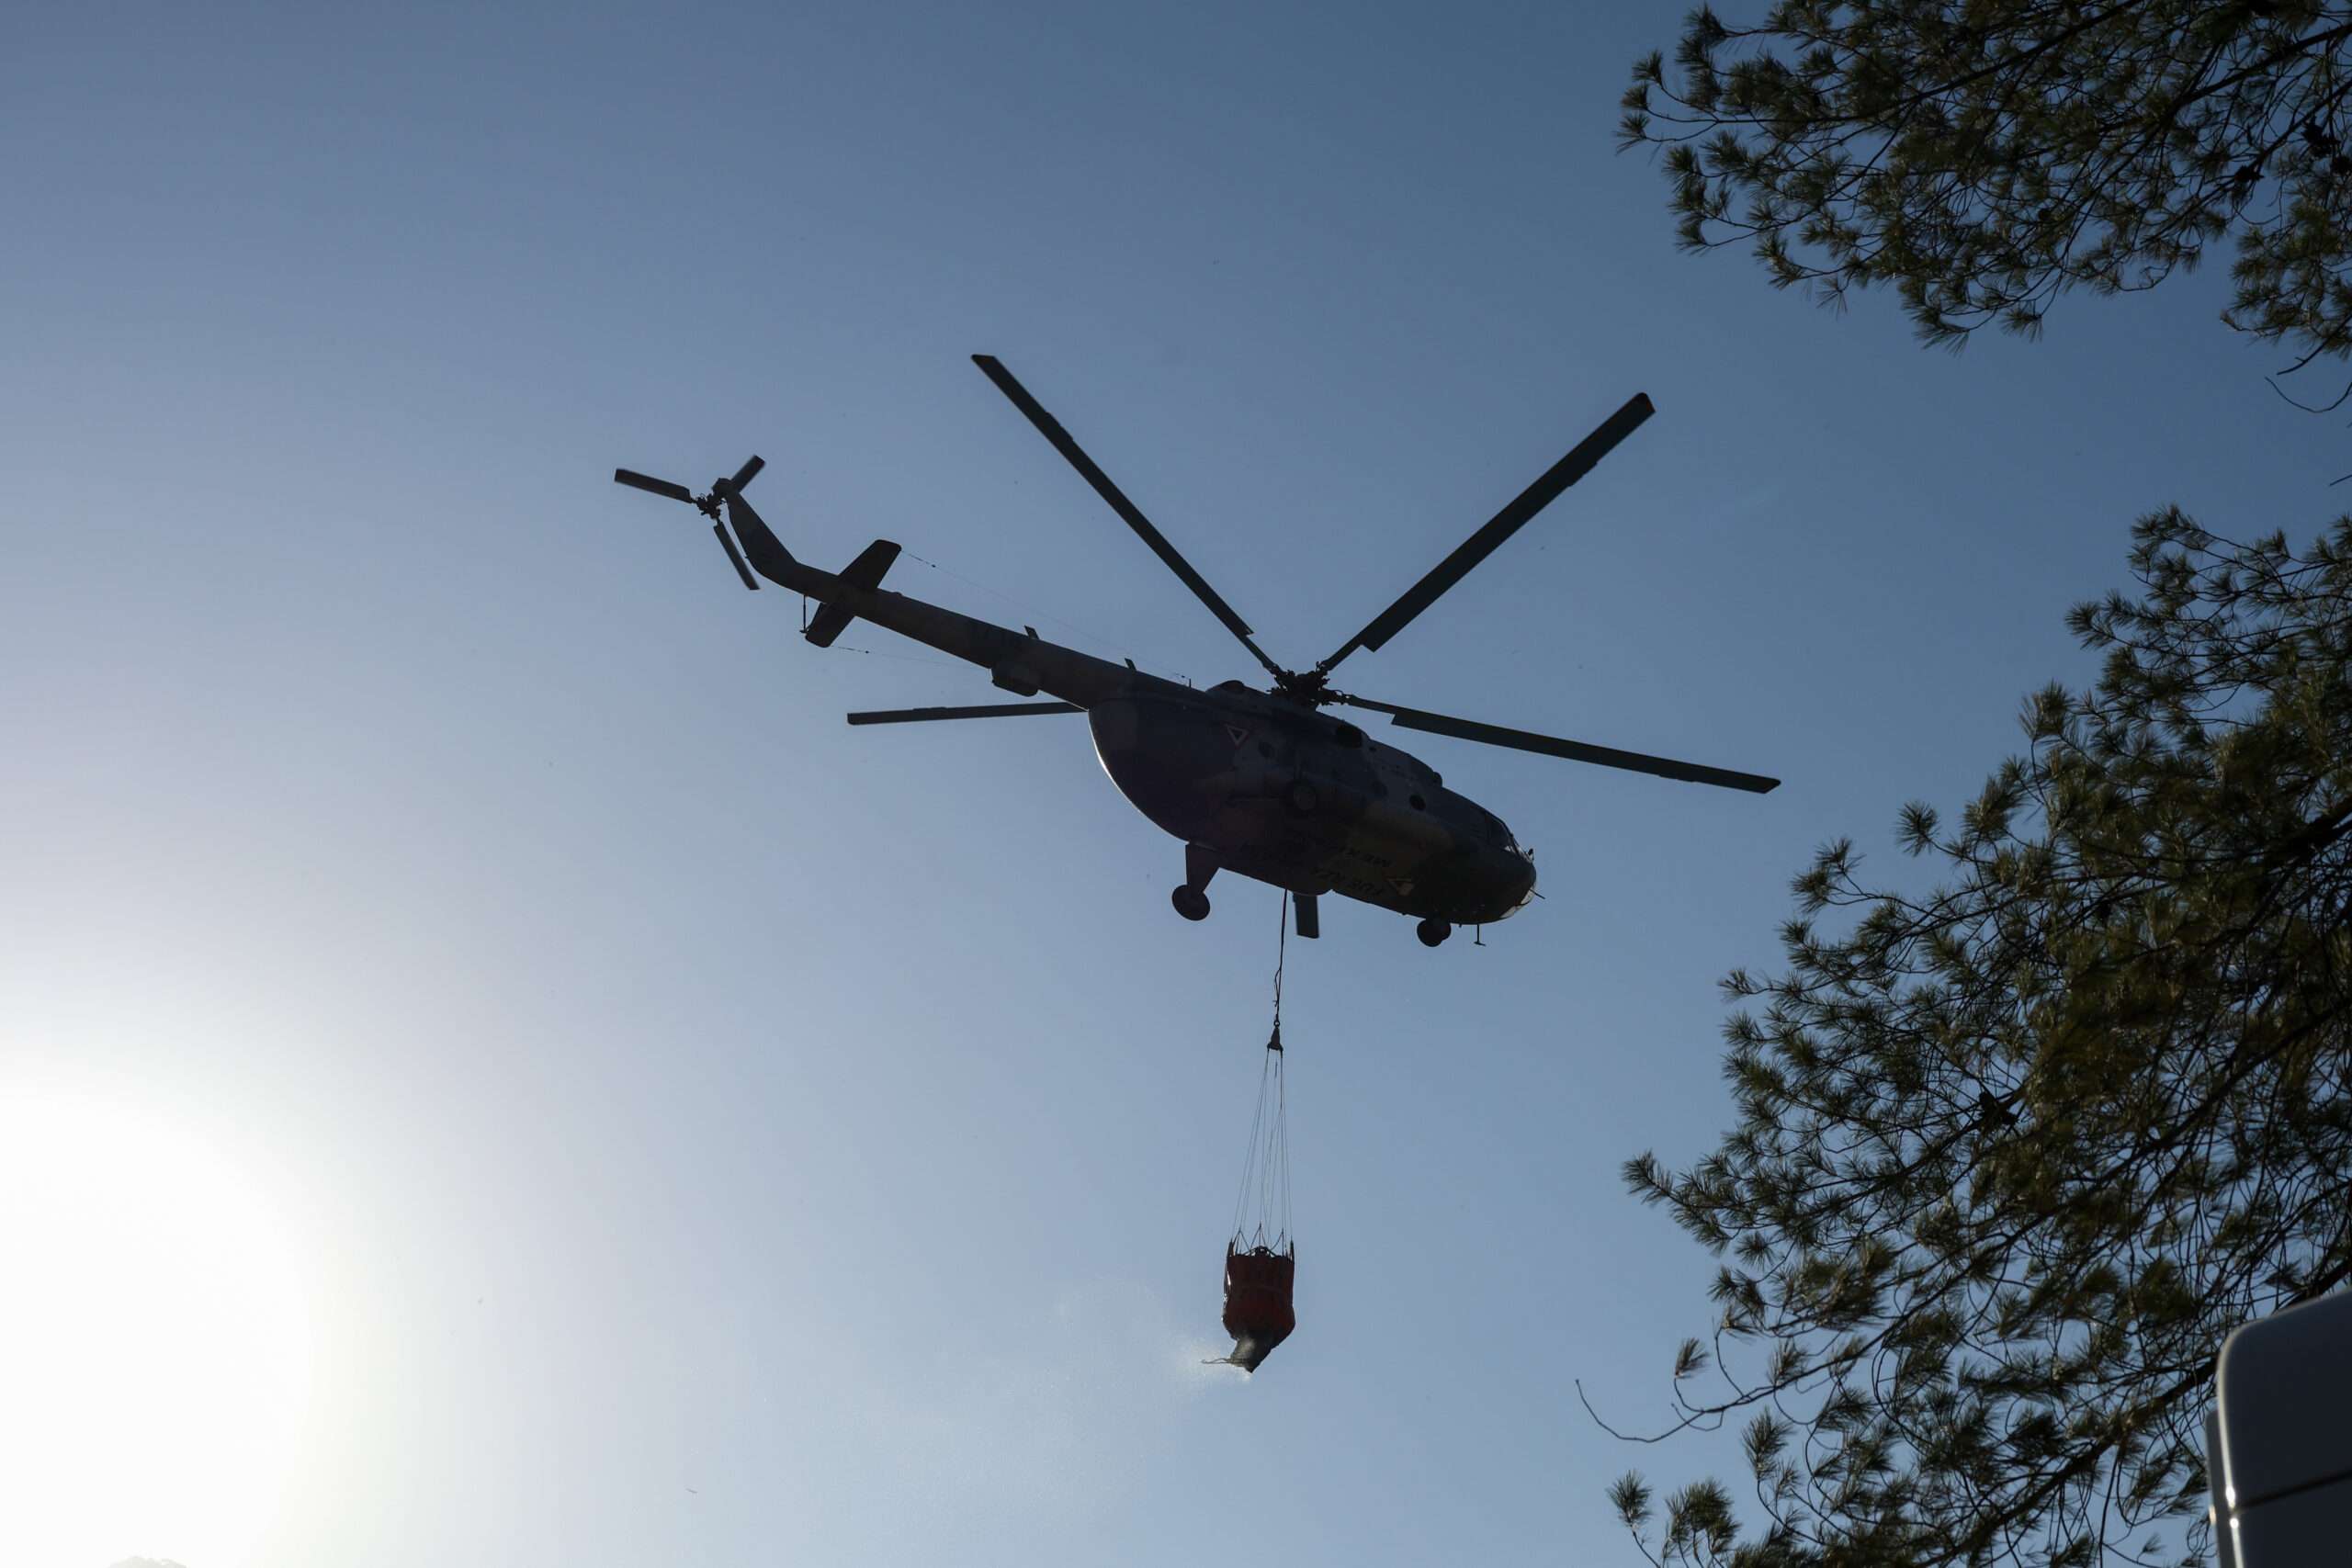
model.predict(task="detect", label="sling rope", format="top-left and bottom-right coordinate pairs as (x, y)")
top-left (1229, 893), bottom-right (1293, 1250)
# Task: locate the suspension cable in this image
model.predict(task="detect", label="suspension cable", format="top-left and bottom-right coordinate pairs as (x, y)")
top-left (1229, 894), bottom-right (1294, 1249)
top-left (1272, 890), bottom-right (1286, 1037)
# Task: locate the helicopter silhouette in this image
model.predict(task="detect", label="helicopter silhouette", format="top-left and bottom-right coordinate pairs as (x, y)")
top-left (616, 355), bottom-right (1775, 946)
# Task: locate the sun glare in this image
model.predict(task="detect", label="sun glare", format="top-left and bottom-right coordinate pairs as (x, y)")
top-left (0, 1092), bottom-right (312, 1568)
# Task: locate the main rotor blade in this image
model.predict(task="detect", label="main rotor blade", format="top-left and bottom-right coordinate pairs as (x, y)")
top-left (972, 355), bottom-right (1283, 680)
top-left (1317, 392), bottom-right (1656, 675)
top-left (1336, 694), bottom-right (1778, 794)
top-left (847, 702), bottom-right (1084, 725)
top-left (615, 468), bottom-right (695, 503)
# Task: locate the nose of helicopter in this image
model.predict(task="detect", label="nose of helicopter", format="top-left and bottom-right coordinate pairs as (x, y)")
top-left (1502, 851), bottom-right (1537, 918)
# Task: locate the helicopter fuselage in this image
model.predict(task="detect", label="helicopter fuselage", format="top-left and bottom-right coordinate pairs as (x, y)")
top-left (739, 529), bottom-right (1535, 931)
top-left (1089, 685), bottom-right (1537, 926)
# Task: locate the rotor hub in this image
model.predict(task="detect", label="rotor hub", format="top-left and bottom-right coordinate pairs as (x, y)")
top-left (1271, 667), bottom-right (1336, 708)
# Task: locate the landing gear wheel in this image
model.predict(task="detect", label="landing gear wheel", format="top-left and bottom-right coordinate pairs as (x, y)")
top-left (1284, 780), bottom-right (1321, 816)
top-left (1172, 886), bottom-right (1212, 921)
top-left (1416, 918), bottom-right (1452, 948)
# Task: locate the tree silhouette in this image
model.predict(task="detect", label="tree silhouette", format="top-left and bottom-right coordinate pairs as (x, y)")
top-left (1623, 1), bottom-right (2352, 372)
top-left (1605, 514), bottom-right (2352, 1566)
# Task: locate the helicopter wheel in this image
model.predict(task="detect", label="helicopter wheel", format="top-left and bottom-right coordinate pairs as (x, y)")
top-left (1172, 886), bottom-right (1212, 921)
top-left (1416, 918), bottom-right (1451, 948)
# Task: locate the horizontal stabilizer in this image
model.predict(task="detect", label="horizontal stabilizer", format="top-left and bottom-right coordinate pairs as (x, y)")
top-left (805, 539), bottom-right (901, 648)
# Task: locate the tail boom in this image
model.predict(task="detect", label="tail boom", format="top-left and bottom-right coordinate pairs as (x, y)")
top-left (723, 492), bottom-right (1135, 709)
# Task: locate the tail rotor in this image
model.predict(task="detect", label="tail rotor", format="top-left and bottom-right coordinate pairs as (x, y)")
top-left (613, 456), bottom-right (767, 592)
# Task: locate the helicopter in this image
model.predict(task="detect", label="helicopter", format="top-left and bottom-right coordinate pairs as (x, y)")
top-left (615, 355), bottom-right (1777, 947)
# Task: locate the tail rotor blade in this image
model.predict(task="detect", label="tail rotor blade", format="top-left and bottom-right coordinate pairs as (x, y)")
top-left (712, 523), bottom-right (761, 591)
top-left (727, 455), bottom-right (765, 494)
top-left (615, 468), bottom-right (696, 504)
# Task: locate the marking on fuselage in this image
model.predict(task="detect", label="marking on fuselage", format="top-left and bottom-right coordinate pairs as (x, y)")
top-left (1224, 724), bottom-right (1250, 749)
top-left (1389, 877), bottom-right (1416, 897)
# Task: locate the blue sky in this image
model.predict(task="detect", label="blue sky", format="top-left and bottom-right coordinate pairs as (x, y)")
top-left (4, 4), bottom-right (2342, 1564)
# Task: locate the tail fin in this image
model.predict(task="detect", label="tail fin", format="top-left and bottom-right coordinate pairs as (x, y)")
top-left (720, 492), bottom-right (800, 586)
top-left (804, 540), bottom-right (901, 647)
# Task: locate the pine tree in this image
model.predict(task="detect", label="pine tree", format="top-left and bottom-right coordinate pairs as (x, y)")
top-left (1604, 514), bottom-right (2352, 1565)
top-left (1623, 2), bottom-right (2352, 367)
